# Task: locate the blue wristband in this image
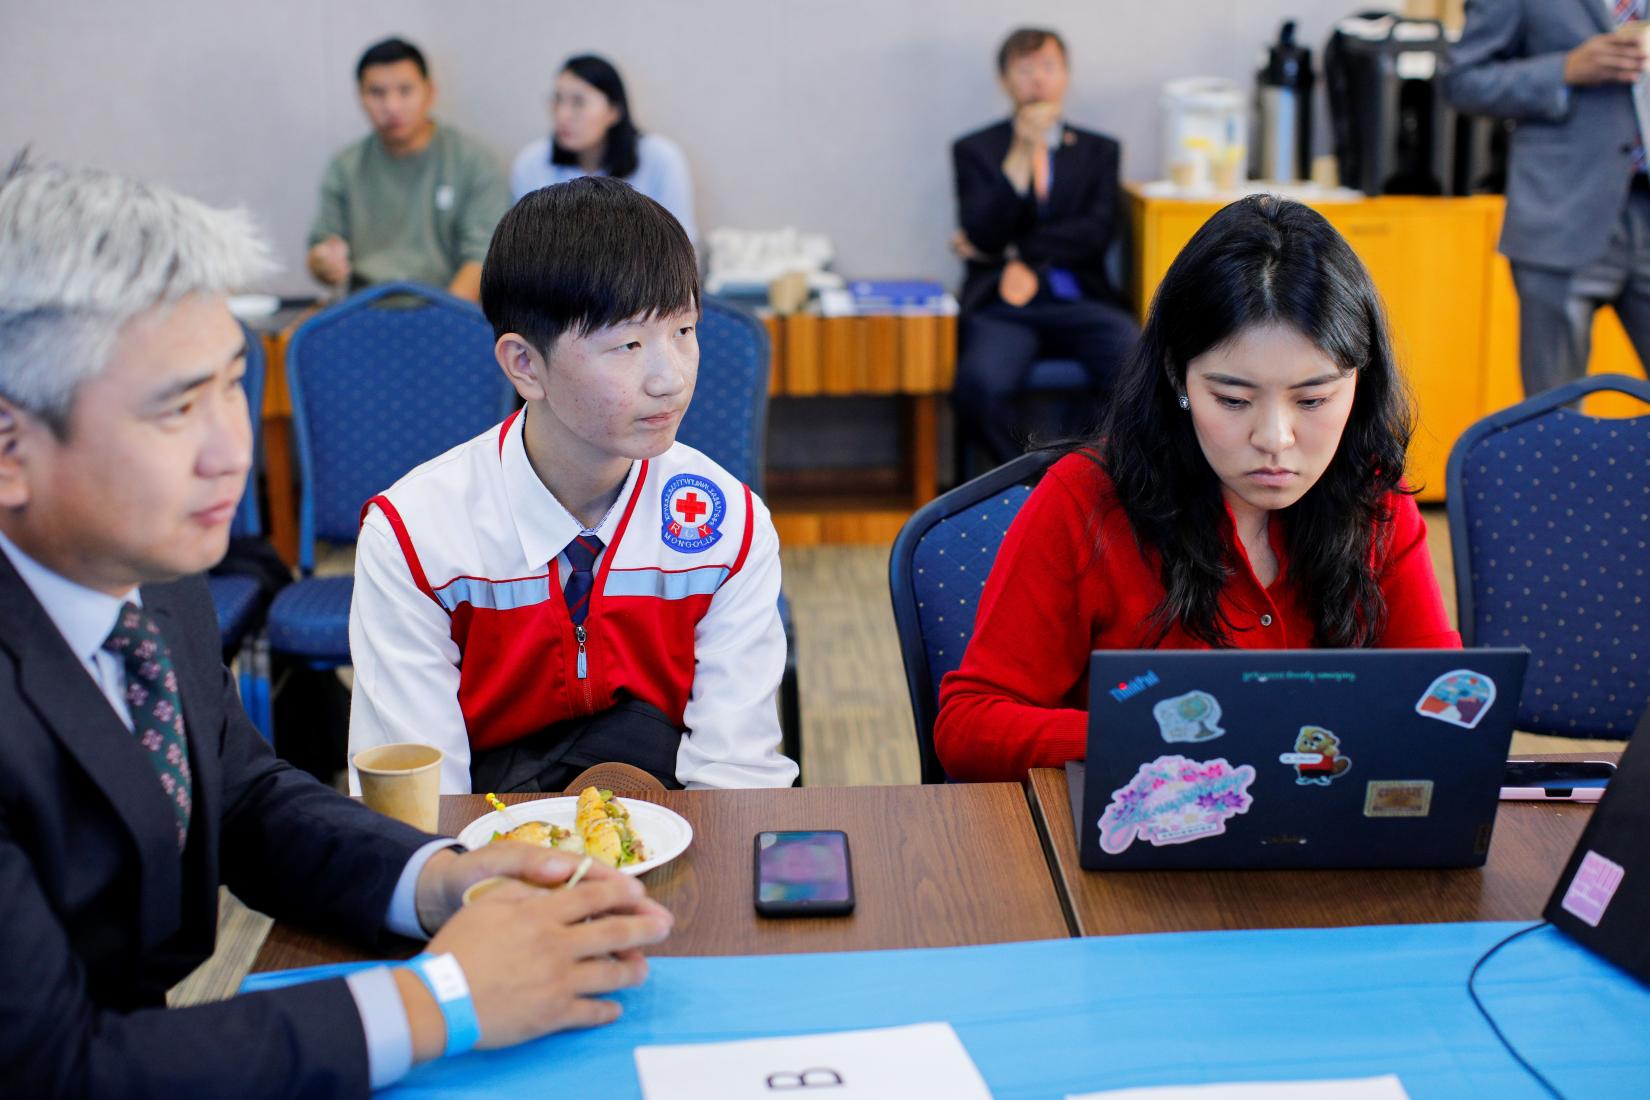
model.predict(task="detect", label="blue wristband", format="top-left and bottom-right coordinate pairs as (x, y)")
top-left (407, 952), bottom-right (481, 1057)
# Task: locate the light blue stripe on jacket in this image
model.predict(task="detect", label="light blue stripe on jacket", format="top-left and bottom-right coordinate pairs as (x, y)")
top-left (433, 575), bottom-right (551, 613)
top-left (604, 567), bottom-right (728, 600)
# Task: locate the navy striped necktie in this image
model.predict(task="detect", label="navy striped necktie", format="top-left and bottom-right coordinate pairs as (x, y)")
top-left (562, 534), bottom-right (604, 626)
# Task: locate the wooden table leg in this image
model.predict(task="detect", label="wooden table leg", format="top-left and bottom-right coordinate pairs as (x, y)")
top-left (910, 394), bottom-right (938, 509)
top-left (264, 416), bottom-right (299, 567)
top-left (258, 321), bottom-right (309, 570)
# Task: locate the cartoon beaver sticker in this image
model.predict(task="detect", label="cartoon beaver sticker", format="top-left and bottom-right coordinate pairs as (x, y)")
top-left (1291, 726), bottom-right (1351, 786)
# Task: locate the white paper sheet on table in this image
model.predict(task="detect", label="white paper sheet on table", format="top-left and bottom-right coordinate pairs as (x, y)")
top-left (1068, 1074), bottom-right (1409, 1100)
top-left (634, 1021), bottom-right (992, 1100)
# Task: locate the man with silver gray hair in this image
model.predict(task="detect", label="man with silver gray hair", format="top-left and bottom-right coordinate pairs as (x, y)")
top-left (0, 162), bottom-right (671, 1097)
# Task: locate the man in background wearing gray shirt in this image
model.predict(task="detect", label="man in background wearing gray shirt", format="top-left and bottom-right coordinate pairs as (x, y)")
top-left (308, 38), bottom-right (510, 303)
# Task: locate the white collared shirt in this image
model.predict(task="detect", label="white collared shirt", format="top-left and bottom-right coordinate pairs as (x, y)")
top-left (0, 528), bottom-right (138, 729)
top-left (499, 422), bottom-right (640, 589)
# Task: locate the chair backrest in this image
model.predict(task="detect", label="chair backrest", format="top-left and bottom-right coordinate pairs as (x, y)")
top-left (676, 295), bottom-right (769, 492)
top-left (1446, 373), bottom-right (1650, 738)
top-left (285, 282), bottom-right (516, 573)
top-left (231, 321), bottom-right (267, 538)
top-left (1104, 200), bottom-right (1134, 313)
top-left (889, 449), bottom-right (1060, 782)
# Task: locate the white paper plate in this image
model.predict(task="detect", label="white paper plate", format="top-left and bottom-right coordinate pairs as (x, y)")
top-left (457, 795), bottom-right (692, 876)
top-left (227, 293), bottom-right (281, 319)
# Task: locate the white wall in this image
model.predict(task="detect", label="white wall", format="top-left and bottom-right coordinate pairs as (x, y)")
top-left (0, 0), bottom-right (1365, 294)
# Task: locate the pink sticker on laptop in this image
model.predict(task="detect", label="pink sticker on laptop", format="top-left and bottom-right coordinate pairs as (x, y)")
top-left (1098, 755), bottom-right (1256, 855)
top-left (1560, 850), bottom-right (1626, 928)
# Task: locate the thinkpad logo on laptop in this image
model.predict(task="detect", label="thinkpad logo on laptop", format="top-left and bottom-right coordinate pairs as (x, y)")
top-left (1108, 670), bottom-right (1160, 703)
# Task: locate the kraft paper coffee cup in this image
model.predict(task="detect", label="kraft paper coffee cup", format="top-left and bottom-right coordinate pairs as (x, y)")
top-left (353, 743), bottom-right (443, 833)
top-left (1618, 21), bottom-right (1650, 64)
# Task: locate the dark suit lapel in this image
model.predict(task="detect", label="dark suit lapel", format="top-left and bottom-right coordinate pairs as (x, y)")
top-left (1046, 127), bottom-right (1085, 217)
top-left (0, 551), bottom-right (184, 948)
top-left (1579, 0), bottom-right (1616, 34)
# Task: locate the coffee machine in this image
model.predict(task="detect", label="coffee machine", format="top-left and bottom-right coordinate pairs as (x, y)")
top-left (1324, 11), bottom-right (1461, 195)
top-left (1254, 21), bottom-right (1313, 182)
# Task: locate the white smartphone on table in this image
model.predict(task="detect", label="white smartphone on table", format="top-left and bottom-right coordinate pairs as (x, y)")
top-left (1499, 759), bottom-right (1616, 801)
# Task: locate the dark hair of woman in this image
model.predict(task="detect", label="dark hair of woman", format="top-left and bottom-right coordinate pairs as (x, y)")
top-left (1094, 194), bottom-right (1414, 649)
top-left (550, 54), bottom-right (641, 180)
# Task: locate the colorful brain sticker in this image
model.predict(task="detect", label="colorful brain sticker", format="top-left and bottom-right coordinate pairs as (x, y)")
top-left (1097, 755), bottom-right (1256, 855)
top-left (1151, 690), bottom-right (1226, 742)
top-left (1414, 669), bottom-right (1497, 730)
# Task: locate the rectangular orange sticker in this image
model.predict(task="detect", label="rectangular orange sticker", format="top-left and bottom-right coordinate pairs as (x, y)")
top-left (1363, 779), bottom-right (1433, 817)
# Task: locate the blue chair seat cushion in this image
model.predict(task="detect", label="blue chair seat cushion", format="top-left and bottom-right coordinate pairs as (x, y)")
top-left (208, 574), bottom-right (263, 648)
top-left (1023, 359), bottom-right (1090, 392)
top-left (266, 576), bottom-right (354, 665)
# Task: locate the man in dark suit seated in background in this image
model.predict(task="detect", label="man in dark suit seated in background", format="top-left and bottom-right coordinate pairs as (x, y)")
top-left (951, 27), bottom-right (1140, 470)
top-left (0, 162), bottom-right (671, 1098)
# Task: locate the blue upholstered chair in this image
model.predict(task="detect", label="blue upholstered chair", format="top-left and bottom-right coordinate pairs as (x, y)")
top-left (1446, 374), bottom-right (1650, 738)
top-left (265, 283), bottom-right (515, 676)
top-left (679, 296), bottom-right (768, 491)
top-left (679, 296), bottom-right (802, 769)
top-left (208, 323), bottom-right (272, 736)
top-left (889, 449), bottom-right (1059, 782)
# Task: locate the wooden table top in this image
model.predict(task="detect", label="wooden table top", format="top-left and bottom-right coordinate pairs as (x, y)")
top-left (253, 783), bottom-right (1071, 972)
top-left (1026, 754), bottom-right (1611, 937)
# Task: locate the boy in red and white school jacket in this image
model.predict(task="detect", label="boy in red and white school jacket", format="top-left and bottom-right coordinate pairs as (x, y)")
top-left (348, 177), bottom-right (796, 794)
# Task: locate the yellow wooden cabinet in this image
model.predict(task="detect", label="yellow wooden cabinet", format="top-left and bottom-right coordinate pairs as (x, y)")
top-left (1125, 186), bottom-right (1648, 502)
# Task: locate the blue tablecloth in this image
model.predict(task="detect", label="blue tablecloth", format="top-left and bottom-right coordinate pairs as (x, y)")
top-left (242, 921), bottom-right (1650, 1098)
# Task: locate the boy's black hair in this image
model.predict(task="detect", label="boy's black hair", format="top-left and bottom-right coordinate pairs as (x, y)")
top-left (356, 37), bottom-right (429, 83)
top-left (480, 176), bottom-right (699, 357)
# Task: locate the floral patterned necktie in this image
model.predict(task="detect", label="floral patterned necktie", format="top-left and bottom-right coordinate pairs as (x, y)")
top-left (102, 602), bottom-right (193, 849)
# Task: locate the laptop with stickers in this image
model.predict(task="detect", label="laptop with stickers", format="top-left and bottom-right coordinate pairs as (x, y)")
top-left (1544, 705), bottom-right (1650, 985)
top-left (1072, 648), bottom-right (1529, 870)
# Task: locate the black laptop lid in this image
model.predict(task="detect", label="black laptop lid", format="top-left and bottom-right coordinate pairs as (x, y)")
top-left (1079, 648), bottom-right (1527, 870)
top-left (1545, 707), bottom-right (1650, 984)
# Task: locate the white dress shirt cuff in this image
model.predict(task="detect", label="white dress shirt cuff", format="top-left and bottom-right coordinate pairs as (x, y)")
top-left (345, 966), bottom-right (414, 1090)
top-left (385, 838), bottom-right (462, 940)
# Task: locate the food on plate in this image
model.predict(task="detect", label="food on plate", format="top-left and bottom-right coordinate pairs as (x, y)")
top-left (480, 787), bottom-right (647, 868)
top-left (576, 786), bottom-right (646, 868)
top-left (495, 820), bottom-right (571, 847)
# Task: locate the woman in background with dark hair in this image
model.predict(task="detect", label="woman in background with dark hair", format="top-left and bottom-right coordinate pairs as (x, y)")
top-left (511, 54), bottom-right (697, 244)
top-left (934, 195), bottom-right (1460, 782)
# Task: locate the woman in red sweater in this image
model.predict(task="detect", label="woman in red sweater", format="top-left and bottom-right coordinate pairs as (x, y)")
top-left (934, 195), bottom-right (1461, 782)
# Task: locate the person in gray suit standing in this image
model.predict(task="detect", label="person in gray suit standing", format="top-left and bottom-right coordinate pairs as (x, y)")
top-left (1447, 0), bottom-right (1650, 395)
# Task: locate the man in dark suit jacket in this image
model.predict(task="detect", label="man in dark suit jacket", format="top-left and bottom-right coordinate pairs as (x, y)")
top-left (1447, 0), bottom-right (1650, 395)
top-left (951, 27), bottom-right (1140, 469)
top-left (0, 163), bottom-right (671, 1098)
